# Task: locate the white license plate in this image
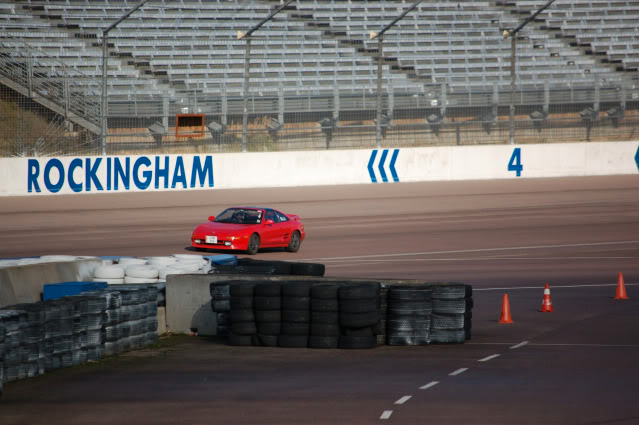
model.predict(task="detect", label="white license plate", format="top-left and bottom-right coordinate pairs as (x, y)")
top-left (206, 235), bottom-right (218, 244)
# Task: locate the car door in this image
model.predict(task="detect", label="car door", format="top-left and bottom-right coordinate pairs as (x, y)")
top-left (261, 209), bottom-right (283, 247)
top-left (274, 209), bottom-right (294, 246)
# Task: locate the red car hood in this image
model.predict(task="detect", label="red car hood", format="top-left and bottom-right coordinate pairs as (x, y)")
top-left (193, 221), bottom-right (256, 237)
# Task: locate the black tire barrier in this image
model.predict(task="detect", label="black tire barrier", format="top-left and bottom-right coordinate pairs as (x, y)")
top-left (386, 284), bottom-right (432, 346)
top-left (342, 326), bottom-right (374, 337)
top-left (216, 312), bottom-right (230, 326)
top-left (339, 335), bottom-right (376, 349)
top-left (309, 335), bottom-right (339, 349)
top-left (210, 282), bottom-right (231, 299)
top-left (465, 284), bottom-right (473, 298)
top-left (230, 309), bottom-right (255, 323)
top-left (211, 299), bottom-right (230, 312)
top-left (388, 305), bottom-right (432, 316)
top-left (311, 298), bottom-right (339, 312)
top-left (228, 333), bottom-right (254, 346)
top-left (217, 325), bottom-right (230, 336)
top-left (432, 283), bottom-right (466, 300)
top-left (339, 298), bottom-right (378, 314)
top-left (229, 282), bottom-right (255, 297)
top-left (282, 282), bottom-right (313, 297)
top-left (340, 311), bottom-right (379, 328)
top-left (388, 316), bottom-right (430, 331)
top-left (311, 311), bottom-right (339, 324)
top-left (466, 299), bottom-right (474, 311)
top-left (254, 296), bottom-right (281, 310)
top-left (430, 313), bottom-right (464, 330)
top-left (257, 322), bottom-right (281, 335)
top-left (290, 262), bottom-right (325, 277)
top-left (430, 329), bottom-right (466, 344)
top-left (310, 323), bottom-right (340, 336)
top-left (230, 296), bottom-right (253, 310)
top-left (389, 286), bottom-right (432, 301)
top-left (230, 321), bottom-right (257, 335)
top-left (219, 281), bottom-right (472, 348)
top-left (257, 334), bottom-right (279, 347)
top-left (280, 322), bottom-right (310, 336)
top-left (279, 334), bottom-right (309, 348)
top-left (254, 282), bottom-right (281, 297)
top-left (237, 259), bottom-right (293, 275)
top-left (282, 309), bottom-right (311, 323)
top-left (338, 282), bottom-right (381, 300)
top-left (282, 296), bottom-right (310, 310)
top-left (464, 329), bottom-right (472, 340)
top-left (255, 310), bottom-right (281, 323)
top-left (432, 299), bottom-right (466, 314)
top-left (311, 283), bottom-right (340, 299)
top-left (387, 335), bottom-right (431, 346)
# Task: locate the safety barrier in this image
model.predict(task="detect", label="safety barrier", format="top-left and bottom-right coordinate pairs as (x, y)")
top-left (1, 141), bottom-right (637, 196)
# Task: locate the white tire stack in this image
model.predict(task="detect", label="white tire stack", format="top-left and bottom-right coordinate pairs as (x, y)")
top-left (93, 265), bottom-right (126, 285)
top-left (123, 265), bottom-right (159, 284)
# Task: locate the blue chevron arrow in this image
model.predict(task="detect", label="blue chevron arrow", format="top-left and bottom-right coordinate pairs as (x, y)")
top-left (389, 149), bottom-right (399, 182)
top-left (378, 149), bottom-right (389, 183)
top-left (368, 149), bottom-right (378, 183)
top-left (635, 145), bottom-right (639, 172)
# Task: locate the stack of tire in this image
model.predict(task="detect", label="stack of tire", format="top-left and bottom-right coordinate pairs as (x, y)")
top-left (210, 282), bottom-right (231, 337)
top-left (82, 293), bottom-right (106, 361)
top-left (309, 283), bottom-right (340, 349)
top-left (338, 283), bottom-right (380, 349)
top-left (386, 285), bottom-right (432, 345)
top-left (228, 282), bottom-right (257, 346)
top-left (464, 284), bottom-right (473, 340)
top-left (96, 290), bottom-right (123, 356)
top-left (377, 285), bottom-right (388, 345)
top-left (279, 282), bottom-right (313, 348)
top-left (430, 283), bottom-right (466, 344)
top-left (221, 259), bottom-right (326, 277)
top-left (254, 282), bottom-right (282, 347)
top-left (0, 310), bottom-right (28, 382)
top-left (0, 320), bottom-right (4, 394)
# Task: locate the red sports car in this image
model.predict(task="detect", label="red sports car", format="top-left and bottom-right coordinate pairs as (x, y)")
top-left (191, 207), bottom-right (305, 255)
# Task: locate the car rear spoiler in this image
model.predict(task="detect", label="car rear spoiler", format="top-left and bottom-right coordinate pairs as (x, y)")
top-left (288, 214), bottom-right (301, 221)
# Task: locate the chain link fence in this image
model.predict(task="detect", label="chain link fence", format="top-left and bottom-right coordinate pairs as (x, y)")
top-left (1, 30), bottom-right (638, 157)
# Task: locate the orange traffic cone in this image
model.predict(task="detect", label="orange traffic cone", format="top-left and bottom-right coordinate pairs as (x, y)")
top-left (541, 283), bottom-right (553, 312)
top-left (499, 293), bottom-right (514, 324)
top-left (615, 272), bottom-right (629, 300)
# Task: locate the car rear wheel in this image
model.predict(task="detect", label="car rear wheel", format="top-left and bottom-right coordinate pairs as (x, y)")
top-left (246, 233), bottom-right (260, 255)
top-left (286, 231), bottom-right (301, 253)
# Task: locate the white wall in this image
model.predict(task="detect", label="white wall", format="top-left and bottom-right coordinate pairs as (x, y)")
top-left (1, 141), bottom-right (637, 196)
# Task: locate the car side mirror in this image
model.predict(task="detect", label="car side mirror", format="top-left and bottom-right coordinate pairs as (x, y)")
top-left (265, 219), bottom-right (274, 225)
top-left (208, 215), bottom-right (215, 221)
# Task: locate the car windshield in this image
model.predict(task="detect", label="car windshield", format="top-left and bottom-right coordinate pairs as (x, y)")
top-left (214, 208), bottom-right (261, 224)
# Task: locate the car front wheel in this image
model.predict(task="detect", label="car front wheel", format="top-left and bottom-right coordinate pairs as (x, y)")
top-left (286, 231), bottom-right (301, 253)
top-left (246, 233), bottom-right (260, 255)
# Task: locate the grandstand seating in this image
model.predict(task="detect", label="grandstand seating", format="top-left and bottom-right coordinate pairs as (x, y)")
top-left (0, 0), bottom-right (637, 128)
top-left (509, 0), bottom-right (639, 72)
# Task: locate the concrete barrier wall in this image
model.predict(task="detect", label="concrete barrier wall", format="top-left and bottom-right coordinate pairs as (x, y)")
top-left (166, 274), bottom-right (424, 336)
top-left (0, 259), bottom-right (103, 307)
top-left (1, 141), bottom-right (637, 196)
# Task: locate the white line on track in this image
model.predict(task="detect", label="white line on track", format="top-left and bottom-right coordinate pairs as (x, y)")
top-left (318, 256), bottom-right (638, 264)
top-left (419, 381), bottom-right (439, 390)
top-left (531, 343), bottom-right (639, 348)
top-left (478, 354), bottom-right (500, 362)
top-left (380, 410), bottom-right (393, 420)
top-left (300, 240), bottom-right (639, 262)
top-left (394, 395), bottom-right (412, 405)
top-left (510, 341), bottom-right (529, 349)
top-left (449, 368), bottom-right (468, 376)
top-left (473, 283), bottom-right (639, 291)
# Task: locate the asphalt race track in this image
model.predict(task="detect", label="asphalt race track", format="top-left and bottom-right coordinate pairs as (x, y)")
top-left (1, 175), bottom-right (639, 424)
